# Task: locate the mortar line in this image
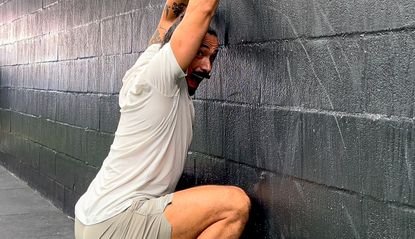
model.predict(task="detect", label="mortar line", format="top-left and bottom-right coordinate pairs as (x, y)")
top-left (192, 99), bottom-right (415, 123)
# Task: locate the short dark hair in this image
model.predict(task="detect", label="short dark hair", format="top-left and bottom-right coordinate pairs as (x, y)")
top-left (160, 14), bottom-right (218, 48)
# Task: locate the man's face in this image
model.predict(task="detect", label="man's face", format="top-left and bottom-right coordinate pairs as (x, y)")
top-left (186, 33), bottom-right (219, 96)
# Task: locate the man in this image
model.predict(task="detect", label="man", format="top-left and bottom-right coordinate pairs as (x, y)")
top-left (74, 0), bottom-right (250, 238)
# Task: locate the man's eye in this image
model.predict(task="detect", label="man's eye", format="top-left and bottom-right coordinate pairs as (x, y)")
top-left (197, 51), bottom-right (203, 56)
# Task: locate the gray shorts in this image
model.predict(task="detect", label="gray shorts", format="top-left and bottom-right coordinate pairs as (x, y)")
top-left (75, 194), bottom-right (173, 239)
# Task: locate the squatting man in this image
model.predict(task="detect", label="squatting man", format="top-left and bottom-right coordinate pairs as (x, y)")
top-left (74, 0), bottom-right (251, 238)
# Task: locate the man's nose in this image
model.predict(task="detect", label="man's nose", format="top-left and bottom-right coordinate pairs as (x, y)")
top-left (200, 57), bottom-right (212, 73)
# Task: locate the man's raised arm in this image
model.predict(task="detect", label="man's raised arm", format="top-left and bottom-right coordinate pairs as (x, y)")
top-left (169, 0), bottom-right (219, 71)
top-left (149, 0), bottom-right (189, 45)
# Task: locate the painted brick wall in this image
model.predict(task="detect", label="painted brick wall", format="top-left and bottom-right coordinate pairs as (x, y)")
top-left (0, 0), bottom-right (414, 238)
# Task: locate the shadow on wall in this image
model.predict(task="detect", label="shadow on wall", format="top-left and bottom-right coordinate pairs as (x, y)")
top-left (176, 168), bottom-right (315, 239)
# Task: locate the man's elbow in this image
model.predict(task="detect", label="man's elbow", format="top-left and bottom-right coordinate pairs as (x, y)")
top-left (192, 0), bottom-right (218, 18)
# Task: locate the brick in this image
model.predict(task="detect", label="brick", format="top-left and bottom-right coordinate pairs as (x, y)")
top-left (223, 104), bottom-right (256, 166)
top-left (363, 33), bottom-right (415, 118)
top-left (302, 111), bottom-right (415, 206)
top-left (101, 0), bottom-right (134, 18)
top-left (78, 94), bottom-right (99, 130)
top-left (99, 55), bottom-right (116, 93)
top-left (0, 25), bottom-right (5, 45)
top-left (33, 89), bottom-right (43, 116)
top-left (64, 125), bottom-right (84, 159)
top-left (2, 0), bottom-right (17, 23)
top-left (194, 153), bottom-right (227, 186)
top-left (39, 145), bottom-right (56, 179)
top-left (219, 46), bottom-right (262, 104)
top-left (33, 11), bottom-right (44, 37)
top-left (71, 59), bottom-right (88, 92)
top-left (83, 130), bottom-right (113, 167)
top-left (101, 14), bottom-right (132, 55)
top-left (86, 57), bottom-right (101, 92)
top-left (0, 46), bottom-right (5, 66)
top-left (6, 43), bottom-right (17, 66)
top-left (42, 0), bottom-right (57, 8)
top-left (227, 0), bottom-right (415, 44)
top-left (39, 90), bottom-right (57, 120)
top-left (17, 138), bottom-right (35, 166)
top-left (363, 199), bottom-right (415, 239)
top-left (25, 38), bottom-right (36, 64)
top-left (63, 187), bottom-right (76, 217)
top-left (14, 17), bottom-right (26, 41)
top-left (115, 54), bottom-right (138, 92)
top-left (42, 33), bottom-right (58, 62)
top-left (56, 93), bottom-right (73, 124)
top-left (28, 115), bottom-right (42, 142)
top-left (58, 30), bottom-right (76, 60)
top-left (44, 61), bottom-right (59, 90)
top-left (4, 66), bottom-right (16, 88)
top-left (37, 173), bottom-right (65, 210)
top-left (360, 119), bottom-right (415, 206)
top-left (73, 0), bottom-right (101, 26)
top-left (0, 87), bottom-right (10, 109)
top-left (40, 118), bottom-right (56, 148)
top-left (16, 40), bottom-right (28, 64)
top-left (131, 5), bottom-right (162, 53)
top-left (99, 95), bottom-right (119, 133)
top-left (12, 89), bottom-right (26, 113)
top-left (10, 111), bottom-right (29, 137)
top-left (190, 100), bottom-right (223, 157)
top-left (255, 107), bottom-right (302, 176)
top-left (55, 152), bottom-right (80, 189)
top-left (73, 164), bottom-right (97, 194)
top-left (32, 63), bottom-right (42, 89)
top-left (76, 22), bottom-right (101, 58)
top-left (65, 93), bottom-right (80, 124)
top-left (59, 0), bottom-right (74, 31)
top-left (57, 60), bottom-right (73, 91)
top-left (0, 109), bottom-right (11, 133)
top-left (41, 1), bottom-right (59, 34)
top-left (240, 172), bottom-right (366, 239)
top-left (37, 63), bottom-right (48, 89)
top-left (16, 65), bottom-right (28, 88)
top-left (53, 181), bottom-right (65, 210)
top-left (28, 140), bottom-right (41, 169)
top-left (18, 0), bottom-right (42, 15)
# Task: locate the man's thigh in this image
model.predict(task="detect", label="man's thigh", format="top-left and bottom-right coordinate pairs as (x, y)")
top-left (163, 185), bottom-right (248, 239)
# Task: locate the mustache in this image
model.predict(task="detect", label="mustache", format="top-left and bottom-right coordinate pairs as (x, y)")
top-left (190, 72), bottom-right (211, 82)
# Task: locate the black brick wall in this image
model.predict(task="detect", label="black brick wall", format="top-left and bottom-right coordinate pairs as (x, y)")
top-left (0, 0), bottom-right (414, 238)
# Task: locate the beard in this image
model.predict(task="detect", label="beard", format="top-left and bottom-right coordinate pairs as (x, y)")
top-left (186, 71), bottom-right (210, 96)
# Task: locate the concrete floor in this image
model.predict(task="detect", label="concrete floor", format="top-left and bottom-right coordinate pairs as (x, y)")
top-left (0, 165), bottom-right (74, 239)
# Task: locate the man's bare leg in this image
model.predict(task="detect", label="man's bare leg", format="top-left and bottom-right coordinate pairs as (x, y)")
top-left (164, 185), bottom-right (251, 239)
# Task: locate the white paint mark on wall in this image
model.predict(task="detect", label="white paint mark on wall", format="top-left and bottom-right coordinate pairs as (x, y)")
top-left (343, 205), bottom-right (361, 239)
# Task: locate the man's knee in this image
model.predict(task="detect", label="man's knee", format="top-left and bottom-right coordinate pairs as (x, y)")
top-left (225, 186), bottom-right (251, 221)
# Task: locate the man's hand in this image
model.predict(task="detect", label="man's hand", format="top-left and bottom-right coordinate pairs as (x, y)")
top-left (149, 0), bottom-right (189, 45)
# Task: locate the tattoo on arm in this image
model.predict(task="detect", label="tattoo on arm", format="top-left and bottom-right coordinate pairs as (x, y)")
top-left (149, 29), bottom-right (163, 45)
top-left (172, 2), bottom-right (187, 17)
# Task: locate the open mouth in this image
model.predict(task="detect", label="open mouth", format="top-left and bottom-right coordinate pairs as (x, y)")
top-left (190, 72), bottom-right (211, 83)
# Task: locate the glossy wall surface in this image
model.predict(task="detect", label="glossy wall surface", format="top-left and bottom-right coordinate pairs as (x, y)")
top-left (0, 0), bottom-right (414, 238)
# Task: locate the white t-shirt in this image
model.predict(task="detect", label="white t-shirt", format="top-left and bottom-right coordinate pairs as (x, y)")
top-left (75, 43), bottom-right (195, 225)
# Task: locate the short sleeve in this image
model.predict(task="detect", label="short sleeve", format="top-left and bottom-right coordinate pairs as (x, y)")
top-left (141, 42), bottom-right (186, 96)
